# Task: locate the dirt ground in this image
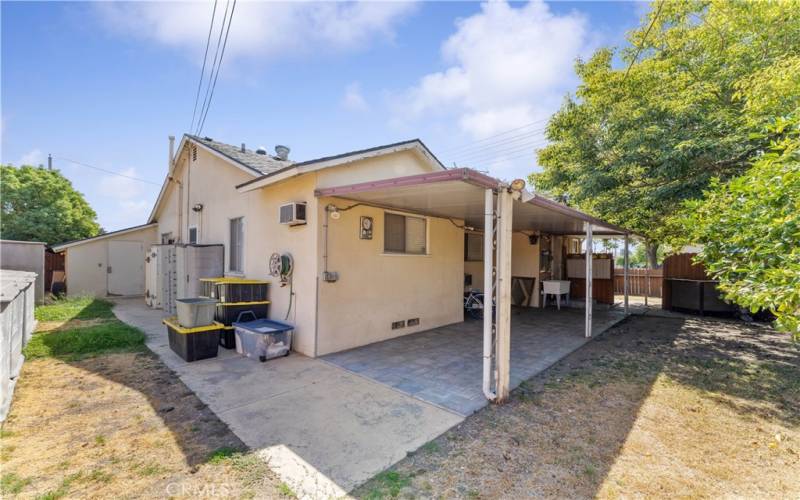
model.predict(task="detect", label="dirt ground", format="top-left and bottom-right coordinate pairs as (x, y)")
top-left (1, 350), bottom-right (289, 499)
top-left (355, 315), bottom-right (800, 499)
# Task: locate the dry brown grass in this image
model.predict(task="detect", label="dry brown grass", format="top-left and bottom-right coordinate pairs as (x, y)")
top-left (36, 318), bottom-right (114, 332)
top-left (0, 351), bottom-right (289, 499)
top-left (355, 316), bottom-right (800, 499)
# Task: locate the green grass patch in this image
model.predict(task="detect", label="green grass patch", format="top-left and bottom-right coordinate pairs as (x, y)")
top-left (35, 296), bottom-right (115, 322)
top-left (420, 441), bottom-right (439, 453)
top-left (206, 446), bottom-right (240, 464)
top-left (24, 322), bottom-right (145, 361)
top-left (363, 471), bottom-right (412, 499)
top-left (36, 472), bottom-right (81, 500)
top-left (85, 469), bottom-right (113, 484)
top-left (134, 463), bottom-right (167, 477)
top-left (277, 482), bottom-right (297, 498)
top-left (1, 472), bottom-right (31, 495)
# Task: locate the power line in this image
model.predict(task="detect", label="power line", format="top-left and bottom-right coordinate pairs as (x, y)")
top-left (197, 0), bottom-right (237, 136)
top-left (437, 118), bottom-right (550, 154)
top-left (451, 138), bottom-right (548, 164)
top-left (456, 149), bottom-right (540, 168)
top-left (195, 0), bottom-right (231, 136)
top-left (448, 130), bottom-right (547, 160)
top-left (623, 0), bottom-right (665, 81)
top-left (190, 0), bottom-right (219, 132)
top-left (51, 156), bottom-right (161, 186)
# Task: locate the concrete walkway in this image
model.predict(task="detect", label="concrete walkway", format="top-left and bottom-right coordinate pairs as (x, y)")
top-left (112, 299), bottom-right (462, 498)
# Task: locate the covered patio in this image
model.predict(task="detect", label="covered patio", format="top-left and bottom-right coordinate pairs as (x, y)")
top-left (323, 306), bottom-right (625, 416)
top-left (317, 168), bottom-right (635, 405)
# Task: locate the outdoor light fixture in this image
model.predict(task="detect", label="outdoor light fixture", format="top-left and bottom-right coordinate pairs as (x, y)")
top-left (510, 179), bottom-right (526, 191)
top-left (192, 203), bottom-right (204, 212)
top-left (326, 204), bottom-right (341, 220)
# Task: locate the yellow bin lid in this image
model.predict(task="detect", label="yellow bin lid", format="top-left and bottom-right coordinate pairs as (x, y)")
top-left (163, 317), bottom-right (224, 334)
top-left (216, 301), bottom-right (270, 307)
top-left (199, 277), bottom-right (270, 284)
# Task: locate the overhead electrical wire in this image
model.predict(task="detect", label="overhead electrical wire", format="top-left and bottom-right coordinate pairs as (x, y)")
top-left (436, 118), bottom-right (550, 154)
top-left (195, 0), bottom-right (230, 136)
top-left (51, 156), bottom-right (161, 186)
top-left (190, 0), bottom-right (219, 133)
top-left (449, 136), bottom-right (548, 163)
top-left (450, 136), bottom-right (548, 161)
top-left (463, 148), bottom-right (541, 166)
top-left (196, 0), bottom-right (237, 136)
top-left (451, 143), bottom-right (546, 167)
top-left (445, 127), bottom-right (547, 159)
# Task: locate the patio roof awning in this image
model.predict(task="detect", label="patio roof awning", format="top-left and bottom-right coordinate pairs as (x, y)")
top-left (314, 168), bottom-right (630, 235)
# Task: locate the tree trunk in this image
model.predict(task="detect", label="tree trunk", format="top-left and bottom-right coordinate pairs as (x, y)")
top-left (646, 241), bottom-right (660, 269)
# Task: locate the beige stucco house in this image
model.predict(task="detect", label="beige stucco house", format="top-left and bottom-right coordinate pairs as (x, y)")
top-left (147, 136), bottom-right (472, 357)
top-left (55, 133), bottom-right (634, 401)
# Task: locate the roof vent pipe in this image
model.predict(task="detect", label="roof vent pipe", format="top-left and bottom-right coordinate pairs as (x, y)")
top-left (275, 145), bottom-right (290, 160)
top-left (255, 147), bottom-right (267, 155)
top-left (168, 135), bottom-right (175, 172)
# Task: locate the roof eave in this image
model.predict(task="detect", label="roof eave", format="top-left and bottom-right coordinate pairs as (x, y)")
top-left (51, 223), bottom-right (159, 252)
top-left (237, 139), bottom-right (445, 193)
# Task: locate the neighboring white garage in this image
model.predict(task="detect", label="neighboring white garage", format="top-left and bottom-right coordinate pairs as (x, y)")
top-left (51, 223), bottom-right (158, 297)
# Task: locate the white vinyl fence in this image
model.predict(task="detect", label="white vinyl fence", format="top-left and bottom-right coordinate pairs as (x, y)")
top-left (1, 270), bottom-right (37, 421)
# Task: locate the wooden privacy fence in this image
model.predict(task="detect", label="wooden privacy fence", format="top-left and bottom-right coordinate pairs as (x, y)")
top-left (613, 268), bottom-right (663, 298)
top-left (45, 250), bottom-right (65, 293)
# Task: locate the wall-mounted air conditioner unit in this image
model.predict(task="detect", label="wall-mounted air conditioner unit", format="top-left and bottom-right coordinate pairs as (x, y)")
top-left (280, 202), bottom-right (307, 226)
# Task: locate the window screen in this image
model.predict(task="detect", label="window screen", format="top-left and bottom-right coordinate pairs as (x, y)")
top-left (465, 232), bottom-right (483, 261)
top-left (405, 216), bottom-right (426, 254)
top-left (229, 217), bottom-right (244, 272)
top-left (384, 213), bottom-right (426, 254)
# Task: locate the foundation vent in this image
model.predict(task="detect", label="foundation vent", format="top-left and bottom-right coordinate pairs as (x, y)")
top-left (391, 320), bottom-right (405, 330)
top-left (407, 318), bottom-right (420, 327)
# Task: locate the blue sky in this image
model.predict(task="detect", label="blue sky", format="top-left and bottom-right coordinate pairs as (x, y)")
top-left (2, 1), bottom-right (646, 232)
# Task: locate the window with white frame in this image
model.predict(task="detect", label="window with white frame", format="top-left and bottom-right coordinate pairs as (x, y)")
top-left (188, 226), bottom-right (198, 244)
top-left (384, 212), bottom-right (427, 254)
top-left (229, 217), bottom-right (244, 272)
top-left (464, 232), bottom-right (483, 261)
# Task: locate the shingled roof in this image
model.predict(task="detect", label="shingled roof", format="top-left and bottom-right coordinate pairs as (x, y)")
top-left (187, 135), bottom-right (294, 175)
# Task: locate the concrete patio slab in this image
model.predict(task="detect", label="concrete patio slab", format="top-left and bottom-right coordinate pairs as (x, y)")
top-left (323, 307), bottom-right (626, 416)
top-left (112, 299), bottom-right (462, 498)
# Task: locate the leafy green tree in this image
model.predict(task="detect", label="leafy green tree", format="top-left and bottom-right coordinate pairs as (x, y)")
top-left (1, 165), bottom-right (101, 244)
top-left (532, 0), bottom-right (800, 267)
top-left (675, 115), bottom-right (800, 338)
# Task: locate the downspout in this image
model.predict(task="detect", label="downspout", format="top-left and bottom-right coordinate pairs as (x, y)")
top-left (186, 154), bottom-right (191, 242)
top-left (482, 188), bottom-right (496, 402)
top-left (323, 205), bottom-right (330, 276)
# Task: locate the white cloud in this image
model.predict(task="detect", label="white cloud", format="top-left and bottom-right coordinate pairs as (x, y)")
top-left (18, 149), bottom-right (44, 166)
top-left (94, 1), bottom-right (416, 63)
top-left (342, 82), bottom-right (368, 111)
top-left (99, 199), bottom-right (152, 231)
top-left (398, 0), bottom-right (594, 139)
top-left (98, 168), bottom-right (143, 200)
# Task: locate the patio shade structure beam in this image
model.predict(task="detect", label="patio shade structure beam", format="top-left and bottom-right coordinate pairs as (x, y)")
top-left (585, 222), bottom-right (593, 338)
top-left (314, 167), bottom-right (635, 404)
top-left (482, 188), bottom-right (496, 402)
top-left (495, 189), bottom-right (513, 402)
top-left (624, 234), bottom-right (630, 314)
